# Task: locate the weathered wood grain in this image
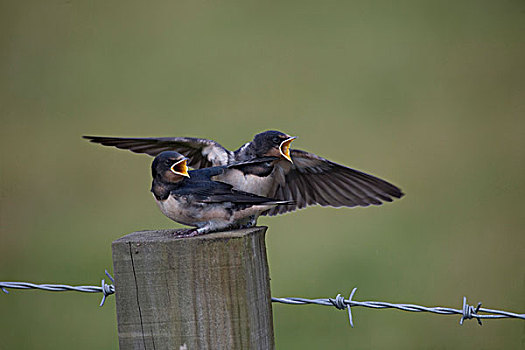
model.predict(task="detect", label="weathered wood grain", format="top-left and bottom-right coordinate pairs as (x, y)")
top-left (112, 226), bottom-right (274, 350)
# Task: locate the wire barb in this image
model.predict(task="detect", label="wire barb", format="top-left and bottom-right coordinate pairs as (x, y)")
top-left (329, 287), bottom-right (358, 327)
top-left (99, 270), bottom-right (115, 307)
top-left (460, 296), bottom-right (483, 326)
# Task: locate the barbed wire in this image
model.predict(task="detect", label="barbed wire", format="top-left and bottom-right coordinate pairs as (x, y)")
top-left (1, 273), bottom-right (524, 326)
top-left (271, 287), bottom-right (525, 327)
top-left (1, 270), bottom-right (115, 307)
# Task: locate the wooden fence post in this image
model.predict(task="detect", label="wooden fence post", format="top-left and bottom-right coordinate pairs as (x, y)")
top-left (111, 226), bottom-right (274, 350)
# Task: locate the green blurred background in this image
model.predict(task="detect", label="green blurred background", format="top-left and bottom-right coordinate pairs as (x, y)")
top-left (1, 0), bottom-right (524, 349)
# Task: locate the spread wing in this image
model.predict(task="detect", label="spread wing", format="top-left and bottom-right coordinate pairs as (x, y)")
top-left (264, 149), bottom-right (404, 216)
top-left (83, 136), bottom-right (232, 168)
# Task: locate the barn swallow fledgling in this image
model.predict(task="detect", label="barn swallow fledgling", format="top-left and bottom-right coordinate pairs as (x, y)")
top-left (85, 130), bottom-right (404, 216)
top-left (151, 151), bottom-right (291, 236)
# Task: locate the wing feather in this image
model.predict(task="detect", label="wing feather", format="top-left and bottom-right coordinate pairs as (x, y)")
top-left (83, 136), bottom-right (232, 168)
top-left (186, 181), bottom-right (292, 205)
top-left (264, 149), bottom-right (403, 216)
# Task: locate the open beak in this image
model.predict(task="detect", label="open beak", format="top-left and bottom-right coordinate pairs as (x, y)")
top-left (279, 136), bottom-right (296, 163)
top-left (170, 158), bottom-right (190, 177)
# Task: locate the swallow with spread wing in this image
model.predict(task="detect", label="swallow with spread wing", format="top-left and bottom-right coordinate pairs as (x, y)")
top-left (151, 151), bottom-right (292, 236)
top-left (85, 130), bottom-right (404, 216)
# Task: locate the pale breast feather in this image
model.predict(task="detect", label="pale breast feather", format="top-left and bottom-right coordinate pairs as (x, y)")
top-left (212, 167), bottom-right (275, 197)
top-left (202, 145), bottom-right (230, 166)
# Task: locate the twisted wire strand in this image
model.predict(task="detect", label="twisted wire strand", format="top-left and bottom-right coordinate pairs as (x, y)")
top-left (1, 270), bottom-right (115, 307)
top-left (2, 274), bottom-right (524, 326)
top-left (272, 289), bottom-right (525, 326)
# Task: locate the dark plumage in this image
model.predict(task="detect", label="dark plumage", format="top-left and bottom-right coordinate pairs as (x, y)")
top-left (151, 151), bottom-right (291, 236)
top-left (85, 130), bottom-right (404, 217)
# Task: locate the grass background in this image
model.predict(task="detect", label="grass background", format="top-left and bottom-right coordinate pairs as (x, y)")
top-left (1, 1), bottom-right (524, 349)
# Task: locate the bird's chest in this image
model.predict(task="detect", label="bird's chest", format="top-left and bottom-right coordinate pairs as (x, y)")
top-left (155, 195), bottom-right (201, 225)
top-left (214, 168), bottom-right (276, 196)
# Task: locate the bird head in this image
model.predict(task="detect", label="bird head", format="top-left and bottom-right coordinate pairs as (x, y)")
top-left (253, 130), bottom-right (296, 163)
top-left (152, 151), bottom-right (190, 182)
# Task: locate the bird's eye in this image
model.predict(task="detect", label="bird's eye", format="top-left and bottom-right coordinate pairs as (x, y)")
top-left (273, 137), bottom-right (280, 144)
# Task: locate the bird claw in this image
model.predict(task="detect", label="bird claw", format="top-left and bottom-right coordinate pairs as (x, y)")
top-left (172, 228), bottom-right (205, 238)
top-left (172, 228), bottom-right (193, 237)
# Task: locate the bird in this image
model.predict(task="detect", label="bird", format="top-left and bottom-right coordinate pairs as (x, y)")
top-left (84, 130), bottom-right (404, 216)
top-left (151, 151), bottom-right (292, 236)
